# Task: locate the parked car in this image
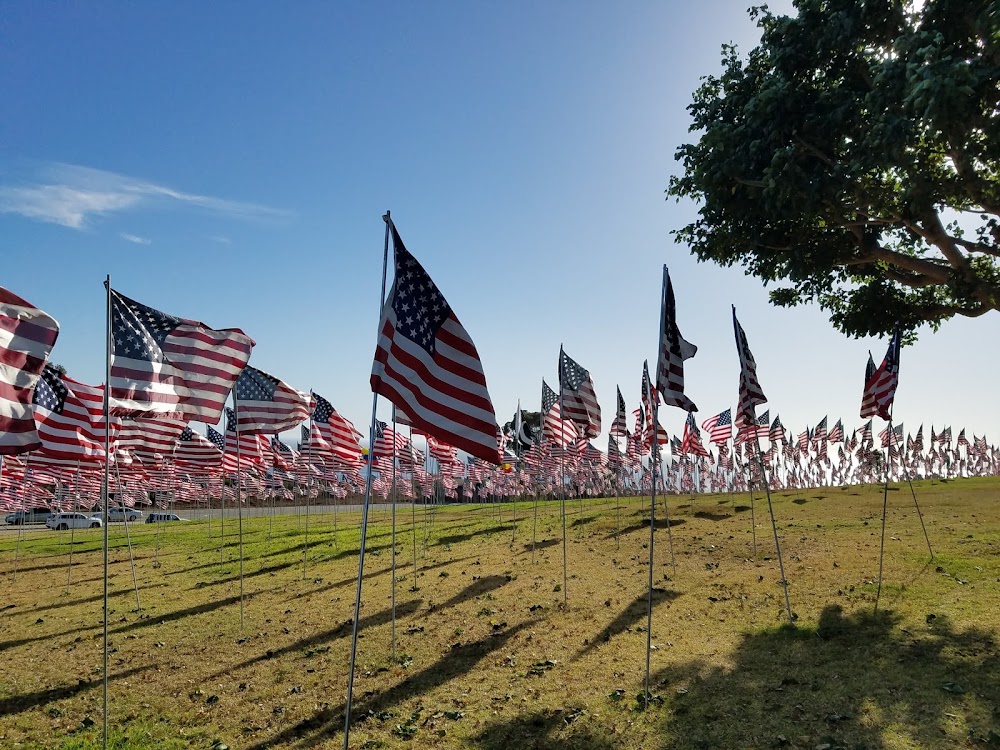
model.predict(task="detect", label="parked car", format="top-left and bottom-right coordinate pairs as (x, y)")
top-left (46, 512), bottom-right (102, 531)
top-left (106, 507), bottom-right (143, 523)
top-left (4, 508), bottom-right (53, 525)
top-left (145, 513), bottom-right (189, 524)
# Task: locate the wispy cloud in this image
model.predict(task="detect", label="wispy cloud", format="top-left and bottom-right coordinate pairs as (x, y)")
top-left (208, 235), bottom-right (232, 245)
top-left (0, 162), bottom-right (289, 229)
top-left (119, 232), bottom-right (151, 245)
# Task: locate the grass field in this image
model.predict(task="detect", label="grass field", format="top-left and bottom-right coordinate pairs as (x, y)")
top-left (1, 478), bottom-right (999, 749)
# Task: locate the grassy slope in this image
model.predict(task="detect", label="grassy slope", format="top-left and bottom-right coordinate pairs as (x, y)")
top-left (0, 478), bottom-right (998, 750)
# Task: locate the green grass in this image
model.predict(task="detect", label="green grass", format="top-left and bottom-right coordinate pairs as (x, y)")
top-left (0, 480), bottom-right (998, 749)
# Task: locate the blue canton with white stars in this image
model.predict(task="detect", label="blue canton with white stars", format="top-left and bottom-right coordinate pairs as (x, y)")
top-left (391, 227), bottom-right (451, 356)
top-left (311, 393), bottom-right (333, 424)
top-left (32, 365), bottom-right (67, 413)
top-left (111, 291), bottom-right (181, 362)
top-left (235, 366), bottom-right (279, 402)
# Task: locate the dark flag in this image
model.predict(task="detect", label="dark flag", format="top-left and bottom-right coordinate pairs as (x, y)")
top-left (860, 325), bottom-right (901, 420)
top-left (656, 267), bottom-right (697, 412)
top-left (558, 347), bottom-right (601, 439)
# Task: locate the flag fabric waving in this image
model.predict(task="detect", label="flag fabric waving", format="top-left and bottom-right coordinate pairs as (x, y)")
top-left (32, 365), bottom-right (113, 464)
top-left (681, 412), bottom-right (710, 457)
top-left (701, 409), bottom-right (732, 444)
top-left (175, 425), bottom-right (223, 469)
top-left (370, 218), bottom-right (500, 464)
top-left (860, 325), bottom-right (901, 420)
top-left (108, 288), bottom-right (254, 422)
top-left (558, 347), bottom-right (601, 439)
top-left (656, 267), bottom-right (698, 412)
top-left (233, 365), bottom-right (311, 434)
top-left (609, 386), bottom-right (628, 438)
top-left (0, 286), bottom-right (60, 455)
top-left (310, 392), bottom-right (363, 466)
top-left (732, 307), bottom-right (767, 421)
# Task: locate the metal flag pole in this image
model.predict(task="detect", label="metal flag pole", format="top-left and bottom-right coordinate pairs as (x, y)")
top-left (343, 211), bottom-right (391, 750)
top-left (102, 276), bottom-right (112, 750)
top-left (410, 444), bottom-right (418, 591)
top-left (303, 406), bottom-right (314, 580)
top-left (751, 418), bottom-right (793, 625)
top-left (897, 444), bottom-right (934, 560)
top-left (875, 412), bottom-right (894, 612)
top-left (12, 452), bottom-right (32, 584)
top-left (113, 458), bottom-right (141, 612)
top-left (390, 405), bottom-right (398, 662)
top-left (234, 391), bottom-right (245, 631)
top-left (643, 396), bottom-right (661, 704)
top-left (65, 462), bottom-right (82, 593)
top-left (558, 347), bottom-right (569, 608)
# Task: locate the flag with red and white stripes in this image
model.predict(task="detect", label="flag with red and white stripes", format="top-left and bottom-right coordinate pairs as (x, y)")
top-left (232, 365), bottom-right (310, 434)
top-left (32, 366), bottom-right (115, 464)
top-left (609, 386), bottom-right (628, 438)
top-left (860, 326), bottom-right (901, 420)
top-left (174, 425), bottom-right (223, 469)
top-left (732, 307), bottom-right (767, 422)
top-left (370, 219), bottom-right (499, 464)
top-left (558, 347), bottom-right (601, 439)
top-left (116, 416), bottom-right (186, 464)
top-left (656, 267), bottom-right (698, 412)
top-left (109, 288), bottom-right (253, 422)
top-left (310, 392), bottom-right (363, 467)
top-left (700, 408), bottom-right (732, 444)
top-left (0, 286), bottom-right (60, 455)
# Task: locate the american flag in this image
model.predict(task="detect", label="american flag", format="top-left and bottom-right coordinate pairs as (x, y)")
top-left (310, 392), bottom-right (363, 467)
top-left (32, 366), bottom-right (114, 464)
top-left (607, 432), bottom-right (622, 469)
top-left (828, 418), bottom-right (845, 443)
top-left (558, 347), bottom-right (601, 439)
top-left (912, 424), bottom-right (924, 452)
top-left (370, 219), bottom-right (500, 464)
top-left (681, 412), bottom-right (710, 457)
top-left (542, 379), bottom-right (577, 447)
top-left (734, 409), bottom-right (769, 444)
top-left (609, 386), bottom-right (628, 438)
top-left (372, 420), bottom-right (407, 458)
top-left (221, 407), bottom-right (263, 471)
top-left (232, 365), bottom-right (310, 434)
top-left (860, 419), bottom-right (873, 446)
top-left (732, 307), bottom-right (767, 421)
top-left (860, 325), bottom-right (901, 420)
top-left (700, 409), bottom-right (732, 444)
top-left (116, 416), bottom-right (186, 464)
top-left (656, 267), bottom-right (698, 412)
top-left (175, 425), bottom-right (223, 469)
top-left (108, 288), bottom-right (253, 422)
top-left (768, 414), bottom-right (785, 444)
top-left (813, 416), bottom-right (828, 442)
top-left (0, 286), bottom-right (60, 455)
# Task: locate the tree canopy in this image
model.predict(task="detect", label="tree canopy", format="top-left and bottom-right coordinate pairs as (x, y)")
top-left (668, 0), bottom-right (1000, 337)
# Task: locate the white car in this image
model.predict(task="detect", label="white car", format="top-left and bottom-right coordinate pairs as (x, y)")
top-left (46, 512), bottom-right (102, 531)
top-left (145, 513), bottom-right (189, 524)
top-left (106, 507), bottom-right (143, 523)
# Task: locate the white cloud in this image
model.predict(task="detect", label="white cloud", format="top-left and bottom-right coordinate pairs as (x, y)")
top-left (0, 162), bottom-right (289, 229)
top-left (208, 235), bottom-right (232, 244)
top-left (119, 232), bottom-right (151, 245)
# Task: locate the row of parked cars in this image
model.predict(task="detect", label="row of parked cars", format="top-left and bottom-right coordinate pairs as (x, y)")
top-left (3, 507), bottom-right (190, 529)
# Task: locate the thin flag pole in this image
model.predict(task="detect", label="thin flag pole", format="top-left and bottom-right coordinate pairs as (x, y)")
top-left (558, 347), bottom-right (569, 608)
top-left (390, 407), bottom-right (398, 662)
top-left (644, 398), bottom-right (660, 703)
top-left (751, 421), bottom-right (793, 625)
top-left (234, 391), bottom-right (245, 631)
top-left (897, 447), bottom-right (933, 560)
top-left (102, 275), bottom-right (112, 750)
top-left (875, 412), bottom-right (894, 612)
top-left (113, 459), bottom-right (141, 612)
top-left (303, 408), bottom-right (313, 580)
top-left (343, 210), bottom-right (391, 750)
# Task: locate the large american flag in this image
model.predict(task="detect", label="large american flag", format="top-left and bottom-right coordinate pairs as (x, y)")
top-left (656, 267), bottom-right (698, 412)
top-left (542, 379), bottom-right (578, 447)
top-left (860, 325), bottom-right (901, 420)
top-left (558, 348), bottom-right (601, 439)
top-left (732, 307), bottom-right (767, 422)
top-left (109, 288), bottom-right (253, 422)
top-left (32, 365), bottom-right (115, 464)
top-left (232, 365), bottom-right (310, 434)
top-left (700, 408), bottom-right (732, 444)
top-left (0, 286), bottom-right (60, 455)
top-left (370, 219), bottom-right (500, 464)
top-left (116, 416), bottom-right (186, 464)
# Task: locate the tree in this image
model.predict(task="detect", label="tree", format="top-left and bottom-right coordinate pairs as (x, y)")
top-left (50, 362), bottom-right (67, 376)
top-left (668, 0), bottom-right (1000, 337)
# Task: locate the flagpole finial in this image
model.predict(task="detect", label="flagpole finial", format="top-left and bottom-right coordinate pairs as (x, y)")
top-left (382, 211), bottom-right (391, 224)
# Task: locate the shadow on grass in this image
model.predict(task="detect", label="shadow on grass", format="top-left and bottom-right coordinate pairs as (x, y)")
top-left (244, 620), bottom-right (535, 750)
top-left (0, 663), bottom-right (159, 717)
top-left (574, 588), bottom-right (680, 659)
top-left (692, 510), bottom-right (732, 522)
top-left (433, 575), bottom-right (509, 611)
top-left (651, 605), bottom-right (1000, 749)
top-left (436, 525), bottom-right (511, 547)
top-left (523, 538), bottom-right (560, 552)
top-left (472, 710), bottom-right (618, 750)
top-left (605, 517), bottom-right (686, 539)
top-left (205, 599), bottom-right (424, 680)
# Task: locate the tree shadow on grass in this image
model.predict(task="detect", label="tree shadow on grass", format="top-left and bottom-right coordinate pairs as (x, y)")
top-left (693, 510), bottom-right (732, 522)
top-left (472, 709), bottom-right (618, 750)
top-left (0, 663), bottom-right (159, 717)
top-left (432, 575), bottom-right (509, 611)
top-left (436, 525), bottom-right (511, 547)
top-left (574, 588), bottom-right (681, 660)
top-left (605, 518), bottom-right (686, 540)
top-left (244, 620), bottom-right (535, 750)
top-left (523, 538), bottom-right (560, 552)
top-left (652, 605), bottom-right (1000, 749)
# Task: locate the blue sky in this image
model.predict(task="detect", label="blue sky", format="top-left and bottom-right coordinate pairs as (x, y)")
top-left (1, 1), bottom-right (996, 446)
